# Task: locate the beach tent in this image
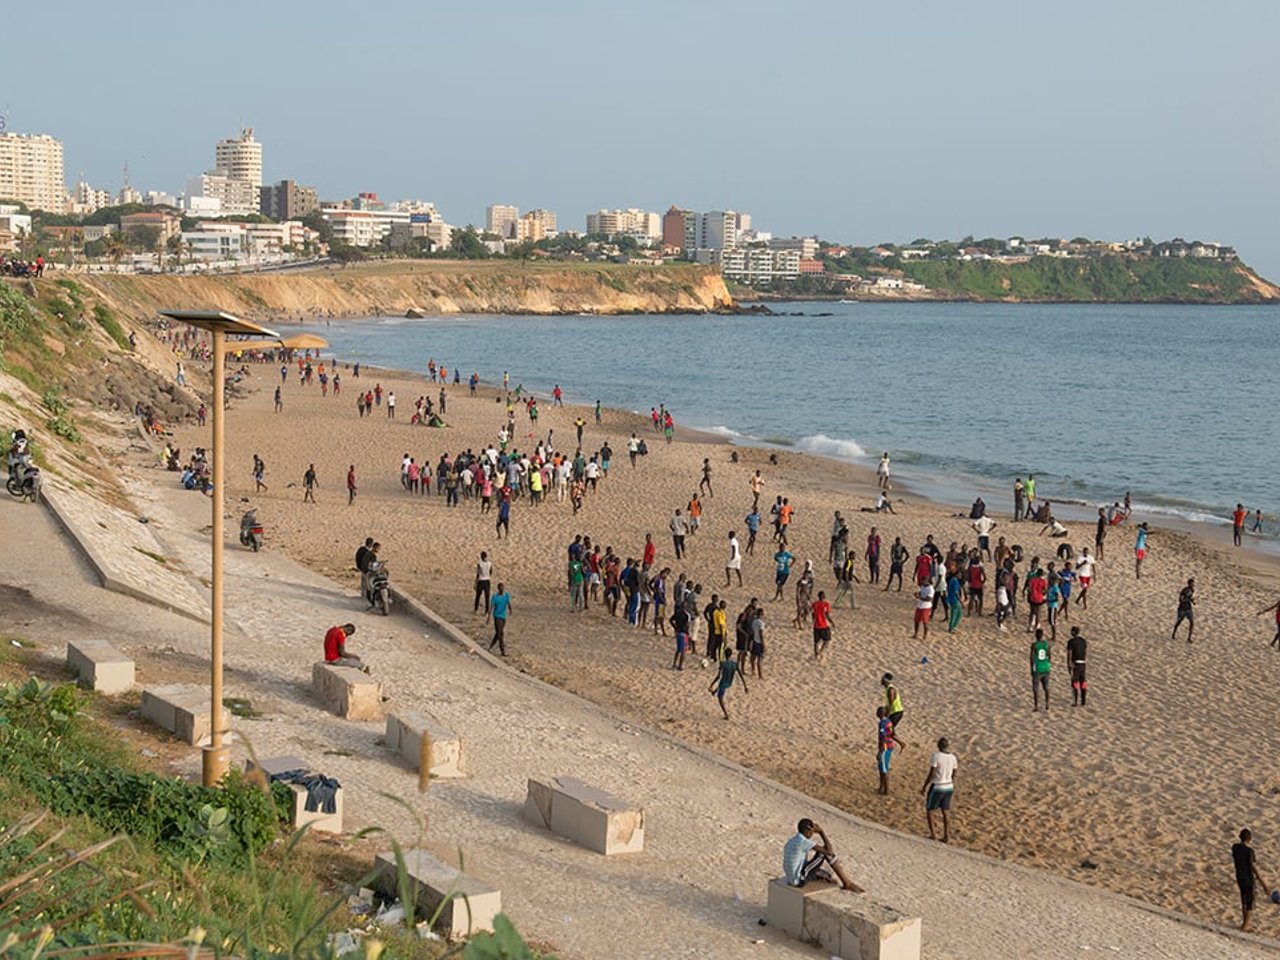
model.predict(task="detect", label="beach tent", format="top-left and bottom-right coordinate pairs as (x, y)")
top-left (278, 333), bottom-right (329, 351)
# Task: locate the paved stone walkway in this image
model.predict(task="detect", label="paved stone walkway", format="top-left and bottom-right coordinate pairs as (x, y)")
top-left (5, 480), bottom-right (1275, 960)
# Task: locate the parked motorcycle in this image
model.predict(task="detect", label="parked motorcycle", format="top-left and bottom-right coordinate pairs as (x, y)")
top-left (6, 442), bottom-right (40, 503)
top-left (239, 509), bottom-right (263, 552)
top-left (364, 559), bottom-right (391, 616)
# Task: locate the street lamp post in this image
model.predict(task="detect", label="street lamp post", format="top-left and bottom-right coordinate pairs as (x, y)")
top-left (160, 310), bottom-right (277, 786)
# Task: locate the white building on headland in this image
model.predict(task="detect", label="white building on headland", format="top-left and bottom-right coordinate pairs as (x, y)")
top-left (214, 128), bottom-right (263, 189)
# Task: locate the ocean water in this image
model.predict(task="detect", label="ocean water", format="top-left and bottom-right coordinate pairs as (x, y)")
top-left (302, 302), bottom-right (1279, 536)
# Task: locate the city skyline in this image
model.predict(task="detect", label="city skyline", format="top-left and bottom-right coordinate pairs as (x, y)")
top-left (2, 0), bottom-right (1277, 276)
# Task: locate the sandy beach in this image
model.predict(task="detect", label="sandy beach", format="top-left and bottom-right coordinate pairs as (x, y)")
top-left (173, 353), bottom-right (1280, 939)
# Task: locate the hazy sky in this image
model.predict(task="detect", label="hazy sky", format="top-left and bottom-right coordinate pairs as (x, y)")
top-left (6, 0), bottom-right (1278, 276)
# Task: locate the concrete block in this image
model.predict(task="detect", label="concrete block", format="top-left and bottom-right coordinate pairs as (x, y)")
top-left (140, 684), bottom-right (230, 746)
top-left (524, 775), bottom-right (645, 855)
top-left (66, 640), bottom-right (135, 695)
top-left (766, 879), bottom-right (921, 960)
top-left (384, 711), bottom-right (465, 778)
top-left (312, 662), bottom-right (382, 721)
top-left (372, 848), bottom-right (501, 938)
top-left (245, 755), bottom-right (344, 834)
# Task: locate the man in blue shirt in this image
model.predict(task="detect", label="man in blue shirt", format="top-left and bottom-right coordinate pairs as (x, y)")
top-left (781, 819), bottom-right (861, 891)
top-left (772, 548), bottom-right (795, 601)
top-left (744, 508), bottom-right (762, 556)
top-left (487, 583), bottom-right (512, 656)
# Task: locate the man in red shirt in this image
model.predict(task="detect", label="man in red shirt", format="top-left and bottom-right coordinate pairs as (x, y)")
top-left (1025, 567), bottom-right (1048, 633)
top-left (642, 533), bottom-right (656, 569)
top-left (1233, 503), bottom-right (1247, 547)
top-left (347, 465), bottom-right (357, 505)
top-left (323, 623), bottom-right (362, 668)
top-left (811, 590), bottom-right (834, 660)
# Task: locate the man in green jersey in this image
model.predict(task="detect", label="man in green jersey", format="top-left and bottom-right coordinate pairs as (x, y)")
top-left (1030, 628), bottom-right (1051, 711)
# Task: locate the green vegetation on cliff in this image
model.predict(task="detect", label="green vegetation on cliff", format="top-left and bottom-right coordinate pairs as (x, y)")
top-left (899, 254), bottom-right (1271, 302)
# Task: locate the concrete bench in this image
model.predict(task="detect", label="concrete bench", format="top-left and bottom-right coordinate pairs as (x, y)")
top-left (524, 775), bottom-right (645, 855)
top-left (312, 662), bottom-right (382, 721)
top-left (140, 684), bottom-right (230, 745)
top-left (384, 711), bottom-right (465, 779)
top-left (766, 879), bottom-right (921, 960)
top-left (245, 755), bottom-right (344, 834)
top-left (372, 848), bottom-right (501, 938)
top-left (66, 640), bottom-right (135, 695)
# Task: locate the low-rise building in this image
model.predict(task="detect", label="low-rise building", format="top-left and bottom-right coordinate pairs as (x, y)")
top-left (767, 236), bottom-right (818, 259)
top-left (0, 205), bottom-right (32, 252)
top-left (716, 246), bottom-right (800, 284)
top-left (121, 210), bottom-right (181, 246)
top-left (586, 208), bottom-right (661, 239)
top-left (320, 207), bottom-right (410, 247)
top-left (186, 172), bottom-right (258, 216)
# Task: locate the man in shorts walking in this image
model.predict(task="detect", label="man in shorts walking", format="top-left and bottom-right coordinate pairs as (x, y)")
top-left (1030, 628), bottom-right (1051, 711)
top-left (876, 706), bottom-right (902, 795)
top-left (1172, 577), bottom-right (1195, 643)
top-left (921, 738), bottom-right (957, 842)
top-left (913, 580), bottom-right (934, 640)
top-left (1232, 828), bottom-right (1272, 932)
top-left (811, 590), bottom-right (833, 660)
top-left (1067, 626), bottom-right (1088, 706)
top-left (725, 530), bottom-right (743, 587)
top-left (1134, 523), bottom-right (1149, 579)
top-left (708, 651), bottom-right (748, 720)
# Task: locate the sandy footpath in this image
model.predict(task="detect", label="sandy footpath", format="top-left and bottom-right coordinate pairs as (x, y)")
top-left (171, 354), bottom-right (1280, 940)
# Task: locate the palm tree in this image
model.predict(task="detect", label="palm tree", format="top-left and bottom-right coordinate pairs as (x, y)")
top-left (102, 231), bottom-right (127, 270)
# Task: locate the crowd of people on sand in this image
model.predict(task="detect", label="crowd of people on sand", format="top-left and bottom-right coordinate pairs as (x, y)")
top-left (152, 316), bottom-right (1278, 931)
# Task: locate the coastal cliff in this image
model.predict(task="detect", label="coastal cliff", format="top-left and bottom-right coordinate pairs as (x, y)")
top-left (75, 260), bottom-right (735, 319)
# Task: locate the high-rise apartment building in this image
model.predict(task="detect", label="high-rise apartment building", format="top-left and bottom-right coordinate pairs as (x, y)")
top-left (0, 132), bottom-right (66, 212)
top-left (259, 179), bottom-right (318, 220)
top-left (698, 210), bottom-right (738, 251)
top-left (662, 206), bottom-right (697, 253)
top-left (214, 128), bottom-right (263, 188)
top-left (486, 204), bottom-right (519, 238)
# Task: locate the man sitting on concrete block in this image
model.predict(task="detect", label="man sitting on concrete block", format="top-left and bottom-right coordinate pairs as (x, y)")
top-left (783, 818), bottom-right (863, 892)
top-left (323, 623), bottom-right (367, 671)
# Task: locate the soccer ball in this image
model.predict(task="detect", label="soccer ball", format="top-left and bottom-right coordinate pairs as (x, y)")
top-left (700, 658), bottom-right (709, 669)
top-left (1271, 889), bottom-right (1280, 905)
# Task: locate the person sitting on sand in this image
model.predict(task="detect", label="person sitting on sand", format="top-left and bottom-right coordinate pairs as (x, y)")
top-left (874, 491), bottom-right (896, 514)
top-left (782, 819), bottom-right (862, 891)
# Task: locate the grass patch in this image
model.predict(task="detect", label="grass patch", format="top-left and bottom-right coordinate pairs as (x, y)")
top-left (131, 546), bottom-right (168, 564)
top-left (0, 668), bottom-right (549, 957)
top-left (92, 302), bottom-right (131, 350)
top-left (223, 696), bottom-right (262, 719)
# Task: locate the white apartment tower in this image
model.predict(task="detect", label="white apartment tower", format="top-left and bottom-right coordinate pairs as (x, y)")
top-left (215, 128), bottom-right (263, 188)
top-left (0, 132), bottom-right (66, 212)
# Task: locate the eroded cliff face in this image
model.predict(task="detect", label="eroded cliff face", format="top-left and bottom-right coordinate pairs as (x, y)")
top-left (78, 261), bottom-right (735, 320)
